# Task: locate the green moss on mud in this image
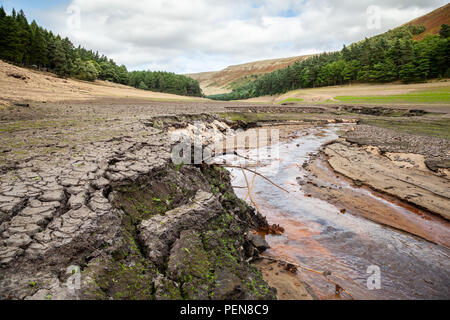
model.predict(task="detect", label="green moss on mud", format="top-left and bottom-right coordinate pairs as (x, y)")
top-left (83, 164), bottom-right (274, 300)
top-left (83, 220), bottom-right (158, 300)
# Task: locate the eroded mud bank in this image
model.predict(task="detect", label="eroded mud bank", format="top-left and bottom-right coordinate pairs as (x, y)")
top-left (304, 156), bottom-right (450, 247)
top-left (0, 115), bottom-right (276, 300)
top-left (303, 124), bottom-right (450, 240)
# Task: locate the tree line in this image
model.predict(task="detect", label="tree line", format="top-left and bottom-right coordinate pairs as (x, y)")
top-left (0, 7), bottom-right (202, 97)
top-left (208, 25), bottom-right (450, 101)
top-left (128, 71), bottom-right (202, 96)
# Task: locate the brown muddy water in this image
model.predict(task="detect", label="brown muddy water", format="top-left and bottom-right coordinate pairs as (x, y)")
top-left (218, 125), bottom-right (450, 300)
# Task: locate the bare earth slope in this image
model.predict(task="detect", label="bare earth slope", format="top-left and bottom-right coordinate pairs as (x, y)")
top-left (0, 60), bottom-right (205, 107)
top-left (188, 55), bottom-right (313, 95)
top-left (405, 3), bottom-right (450, 40)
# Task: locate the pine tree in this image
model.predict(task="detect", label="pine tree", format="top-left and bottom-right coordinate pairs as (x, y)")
top-left (416, 51), bottom-right (430, 80)
top-left (45, 32), bottom-right (58, 70)
top-left (29, 22), bottom-right (48, 67)
top-left (116, 65), bottom-right (128, 84)
top-left (389, 39), bottom-right (402, 67)
top-left (439, 24), bottom-right (450, 38)
top-left (342, 60), bottom-right (360, 83)
top-left (342, 45), bottom-right (351, 61)
top-left (52, 38), bottom-right (70, 77)
top-left (399, 62), bottom-right (418, 83)
top-left (371, 58), bottom-right (397, 82)
top-left (138, 81), bottom-right (148, 90)
top-left (99, 61), bottom-right (118, 82)
top-left (15, 9), bottom-right (32, 64)
top-left (60, 37), bottom-right (75, 75)
top-left (73, 58), bottom-right (99, 81)
top-left (400, 40), bottom-right (415, 65)
top-left (360, 39), bottom-right (371, 66)
top-left (0, 6), bottom-right (6, 54)
top-left (434, 38), bottom-right (449, 77)
top-left (0, 11), bottom-right (21, 62)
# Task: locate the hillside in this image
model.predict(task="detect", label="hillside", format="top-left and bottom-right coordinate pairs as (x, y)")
top-left (404, 3), bottom-right (450, 40)
top-left (0, 8), bottom-right (202, 98)
top-left (188, 55), bottom-right (313, 95)
top-left (207, 4), bottom-right (450, 102)
top-left (0, 60), bottom-right (205, 107)
top-left (241, 81), bottom-right (450, 112)
top-left (192, 3), bottom-right (449, 96)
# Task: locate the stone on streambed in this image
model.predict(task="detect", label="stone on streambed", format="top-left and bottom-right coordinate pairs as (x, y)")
top-left (247, 233), bottom-right (270, 253)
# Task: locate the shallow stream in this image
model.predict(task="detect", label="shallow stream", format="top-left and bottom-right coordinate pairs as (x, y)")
top-left (219, 125), bottom-right (450, 300)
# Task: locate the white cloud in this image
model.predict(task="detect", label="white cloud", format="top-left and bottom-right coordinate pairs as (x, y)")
top-left (34, 0), bottom-right (448, 73)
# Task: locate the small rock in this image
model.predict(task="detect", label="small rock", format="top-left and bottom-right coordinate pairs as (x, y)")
top-left (0, 195), bottom-right (17, 203)
top-left (5, 233), bottom-right (32, 248)
top-left (0, 247), bottom-right (23, 265)
top-left (248, 233), bottom-right (270, 253)
top-left (92, 177), bottom-right (109, 189)
top-left (60, 178), bottom-right (80, 187)
top-left (40, 190), bottom-right (65, 202)
top-left (68, 193), bottom-right (85, 210)
top-left (21, 206), bottom-right (53, 217)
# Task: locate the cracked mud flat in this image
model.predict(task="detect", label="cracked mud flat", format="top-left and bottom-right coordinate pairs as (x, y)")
top-left (0, 112), bottom-right (281, 300)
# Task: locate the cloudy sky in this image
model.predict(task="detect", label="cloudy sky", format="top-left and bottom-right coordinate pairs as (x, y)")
top-left (0, 0), bottom-right (447, 73)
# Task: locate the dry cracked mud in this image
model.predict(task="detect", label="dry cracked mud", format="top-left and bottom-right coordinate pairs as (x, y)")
top-left (0, 111), bottom-right (278, 300)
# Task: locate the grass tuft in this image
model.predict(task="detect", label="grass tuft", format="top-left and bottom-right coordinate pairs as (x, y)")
top-left (277, 97), bottom-right (304, 104)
